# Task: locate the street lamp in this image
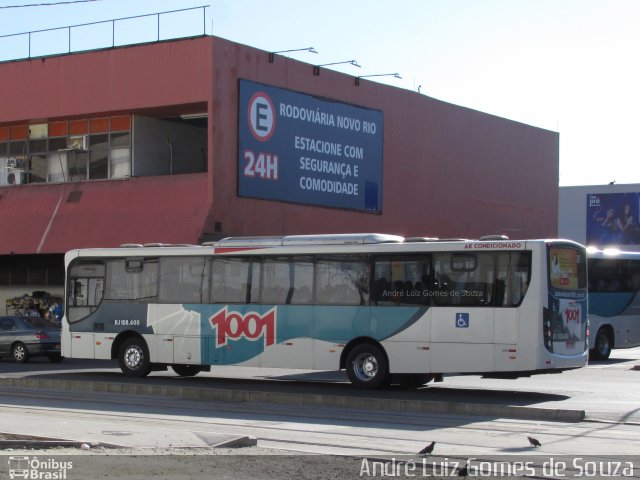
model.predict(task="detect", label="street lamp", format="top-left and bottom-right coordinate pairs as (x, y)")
top-left (354, 72), bottom-right (402, 86)
top-left (269, 47), bottom-right (318, 63)
top-left (313, 59), bottom-right (361, 76)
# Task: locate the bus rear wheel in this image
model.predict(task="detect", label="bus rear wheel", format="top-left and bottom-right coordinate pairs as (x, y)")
top-left (591, 328), bottom-right (612, 360)
top-left (346, 343), bottom-right (389, 389)
top-left (118, 337), bottom-right (152, 377)
top-left (172, 365), bottom-right (202, 377)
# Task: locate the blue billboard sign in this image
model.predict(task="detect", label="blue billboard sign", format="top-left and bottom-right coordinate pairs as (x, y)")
top-left (586, 192), bottom-right (640, 246)
top-left (238, 79), bottom-right (383, 212)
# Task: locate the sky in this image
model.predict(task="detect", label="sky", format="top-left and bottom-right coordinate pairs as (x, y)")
top-left (1, 0), bottom-right (639, 187)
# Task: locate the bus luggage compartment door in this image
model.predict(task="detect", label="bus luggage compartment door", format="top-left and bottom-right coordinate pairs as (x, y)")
top-left (69, 333), bottom-right (95, 358)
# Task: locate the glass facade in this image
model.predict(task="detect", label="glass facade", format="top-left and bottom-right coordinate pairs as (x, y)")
top-left (0, 116), bottom-right (131, 185)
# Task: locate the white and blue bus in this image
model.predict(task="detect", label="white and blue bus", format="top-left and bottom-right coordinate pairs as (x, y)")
top-left (587, 248), bottom-right (640, 359)
top-left (62, 234), bottom-right (588, 388)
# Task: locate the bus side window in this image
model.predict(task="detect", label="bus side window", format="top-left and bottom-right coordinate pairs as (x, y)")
top-left (316, 257), bottom-right (368, 306)
top-left (372, 256), bottom-right (430, 306)
top-left (494, 279), bottom-right (506, 306)
top-left (159, 257), bottom-right (207, 304)
top-left (371, 261), bottom-right (391, 305)
top-left (211, 258), bottom-right (251, 304)
top-left (289, 259), bottom-right (314, 305)
top-left (260, 258), bottom-right (290, 304)
top-left (103, 259), bottom-right (158, 303)
top-left (259, 257), bottom-right (313, 305)
top-left (496, 252), bottom-right (531, 307)
top-left (433, 253), bottom-right (498, 306)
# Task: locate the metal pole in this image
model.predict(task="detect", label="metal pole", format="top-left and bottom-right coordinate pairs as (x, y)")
top-left (112, 20), bottom-right (115, 47)
top-left (157, 13), bottom-right (160, 42)
top-left (28, 32), bottom-right (31, 58)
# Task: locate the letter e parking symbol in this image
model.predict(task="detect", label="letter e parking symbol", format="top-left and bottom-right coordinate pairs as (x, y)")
top-left (248, 91), bottom-right (276, 142)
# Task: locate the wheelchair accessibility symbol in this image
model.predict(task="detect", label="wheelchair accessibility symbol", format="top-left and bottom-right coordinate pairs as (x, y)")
top-left (456, 313), bottom-right (469, 328)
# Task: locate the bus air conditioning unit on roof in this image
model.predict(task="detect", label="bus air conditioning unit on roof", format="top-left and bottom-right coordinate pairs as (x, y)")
top-left (68, 135), bottom-right (89, 150)
top-left (6, 168), bottom-right (26, 185)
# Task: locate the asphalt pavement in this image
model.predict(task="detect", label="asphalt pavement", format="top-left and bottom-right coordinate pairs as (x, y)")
top-left (0, 351), bottom-right (639, 480)
top-left (0, 347), bottom-right (639, 424)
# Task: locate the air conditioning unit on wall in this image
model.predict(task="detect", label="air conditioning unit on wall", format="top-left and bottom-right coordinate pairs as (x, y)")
top-left (6, 168), bottom-right (26, 185)
top-left (68, 135), bottom-right (89, 150)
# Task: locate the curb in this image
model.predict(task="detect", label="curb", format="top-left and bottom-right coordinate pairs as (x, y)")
top-left (211, 436), bottom-right (258, 449)
top-left (0, 377), bottom-right (585, 423)
top-left (0, 440), bottom-right (104, 450)
top-left (0, 432), bottom-right (256, 451)
top-left (0, 433), bottom-right (122, 450)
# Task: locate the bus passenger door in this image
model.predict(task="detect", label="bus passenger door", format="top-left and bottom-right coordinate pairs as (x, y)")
top-left (66, 272), bottom-right (103, 359)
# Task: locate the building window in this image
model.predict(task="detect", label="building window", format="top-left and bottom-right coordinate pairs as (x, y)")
top-left (0, 115), bottom-right (132, 186)
top-left (89, 133), bottom-right (109, 180)
top-left (29, 139), bottom-right (47, 184)
top-left (0, 254), bottom-right (64, 286)
top-left (110, 131), bottom-right (131, 178)
top-left (47, 137), bottom-right (68, 183)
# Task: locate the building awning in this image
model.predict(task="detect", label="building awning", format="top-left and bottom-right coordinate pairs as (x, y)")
top-left (0, 174), bottom-right (209, 255)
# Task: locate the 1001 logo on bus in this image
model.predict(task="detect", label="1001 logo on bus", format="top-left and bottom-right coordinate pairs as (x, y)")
top-left (564, 303), bottom-right (581, 322)
top-left (209, 307), bottom-right (277, 348)
top-left (563, 302), bottom-right (582, 341)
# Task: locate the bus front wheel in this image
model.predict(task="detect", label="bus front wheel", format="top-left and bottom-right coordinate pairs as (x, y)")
top-left (346, 343), bottom-right (389, 389)
top-left (591, 328), bottom-right (613, 360)
top-left (118, 337), bottom-right (152, 377)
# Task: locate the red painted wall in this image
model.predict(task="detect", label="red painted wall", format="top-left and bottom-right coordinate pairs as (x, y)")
top-left (0, 174), bottom-right (208, 254)
top-left (0, 37), bottom-right (213, 122)
top-left (0, 36), bottom-right (558, 255)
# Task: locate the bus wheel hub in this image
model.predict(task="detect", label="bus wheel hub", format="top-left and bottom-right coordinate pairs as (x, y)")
top-left (125, 347), bottom-right (142, 368)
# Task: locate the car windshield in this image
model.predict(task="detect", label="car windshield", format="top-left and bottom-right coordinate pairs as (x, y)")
top-left (21, 316), bottom-right (58, 329)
